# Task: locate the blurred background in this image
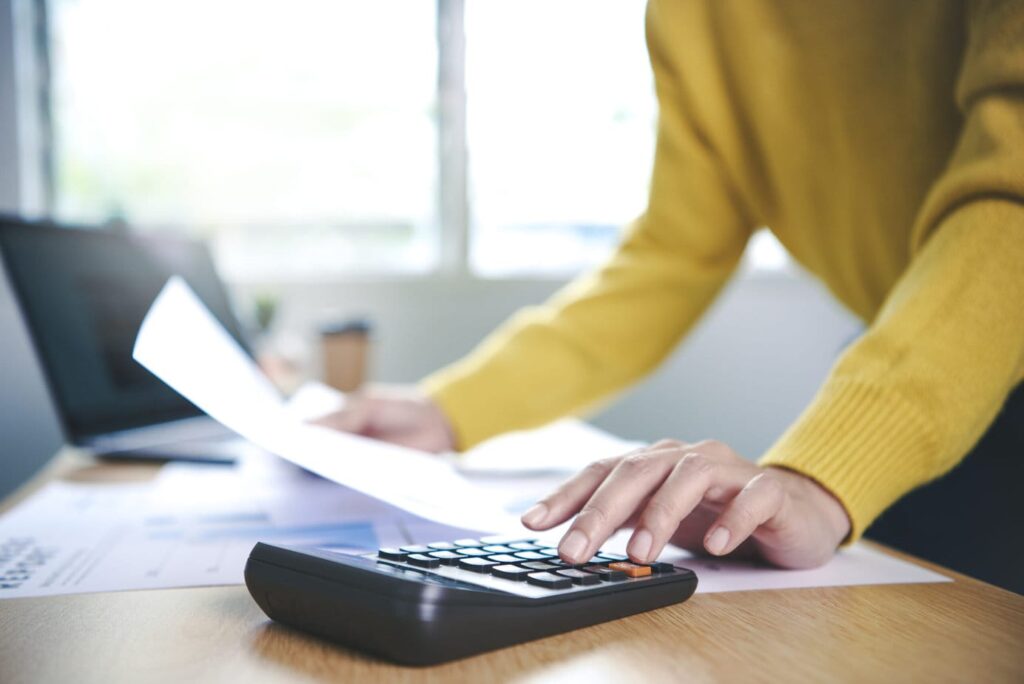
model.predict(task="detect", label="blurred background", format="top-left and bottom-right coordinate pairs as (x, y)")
top-left (0, 0), bottom-right (859, 498)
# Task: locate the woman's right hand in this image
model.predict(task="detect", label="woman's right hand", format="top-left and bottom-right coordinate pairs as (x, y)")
top-left (311, 385), bottom-right (456, 453)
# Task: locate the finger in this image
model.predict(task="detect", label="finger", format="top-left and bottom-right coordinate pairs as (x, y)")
top-left (557, 447), bottom-right (682, 563)
top-left (627, 453), bottom-right (753, 563)
top-left (704, 472), bottom-right (786, 556)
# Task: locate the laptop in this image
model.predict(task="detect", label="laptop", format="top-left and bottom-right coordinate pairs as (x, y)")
top-left (0, 216), bottom-right (261, 463)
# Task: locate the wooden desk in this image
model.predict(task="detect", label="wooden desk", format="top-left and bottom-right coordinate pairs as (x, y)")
top-left (1, 452), bottom-right (1022, 683)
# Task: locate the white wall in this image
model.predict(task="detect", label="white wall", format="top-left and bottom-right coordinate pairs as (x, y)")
top-left (235, 268), bottom-right (861, 459)
top-left (598, 272), bottom-right (860, 455)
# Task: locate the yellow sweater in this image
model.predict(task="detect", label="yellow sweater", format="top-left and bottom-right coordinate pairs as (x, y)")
top-left (422, 0), bottom-right (1024, 541)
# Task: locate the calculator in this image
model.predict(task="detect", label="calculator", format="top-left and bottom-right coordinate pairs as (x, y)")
top-left (244, 535), bottom-right (697, 665)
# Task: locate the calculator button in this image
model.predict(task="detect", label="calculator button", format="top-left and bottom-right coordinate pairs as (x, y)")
top-left (509, 542), bottom-right (540, 551)
top-left (649, 561), bottom-right (676, 574)
top-left (491, 564), bottom-right (533, 581)
top-left (456, 547), bottom-right (491, 557)
top-left (458, 557), bottom-right (498, 573)
top-left (583, 565), bottom-right (627, 581)
top-left (427, 551), bottom-right (462, 565)
top-left (482, 545), bottom-right (515, 554)
top-left (453, 539), bottom-right (483, 547)
top-left (526, 572), bottom-right (573, 589)
top-left (487, 554), bottom-right (521, 564)
top-left (557, 569), bottom-right (602, 586)
top-left (521, 561), bottom-right (559, 571)
top-left (598, 552), bottom-right (629, 562)
top-left (406, 554), bottom-right (441, 568)
top-left (377, 548), bottom-right (407, 561)
top-left (399, 545), bottom-right (431, 554)
top-left (608, 562), bottom-right (652, 578)
top-left (426, 541), bottom-right (458, 550)
top-left (513, 551), bottom-right (548, 561)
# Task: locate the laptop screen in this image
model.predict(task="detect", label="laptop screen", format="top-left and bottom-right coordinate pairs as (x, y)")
top-left (0, 218), bottom-right (252, 440)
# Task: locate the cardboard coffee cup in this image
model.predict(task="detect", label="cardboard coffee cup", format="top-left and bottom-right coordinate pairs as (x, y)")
top-left (321, 319), bottom-right (371, 392)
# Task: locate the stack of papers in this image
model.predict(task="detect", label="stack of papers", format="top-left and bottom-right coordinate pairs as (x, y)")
top-left (0, 463), bottom-right (475, 599)
top-left (0, 278), bottom-right (950, 599)
top-left (0, 461), bottom-right (949, 599)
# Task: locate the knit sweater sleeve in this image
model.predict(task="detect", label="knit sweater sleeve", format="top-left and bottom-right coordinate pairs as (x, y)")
top-left (760, 0), bottom-right (1024, 541)
top-left (420, 3), bottom-right (753, 449)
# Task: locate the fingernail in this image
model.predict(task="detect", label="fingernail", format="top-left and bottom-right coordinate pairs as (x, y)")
top-left (560, 529), bottom-right (589, 562)
top-left (706, 526), bottom-right (730, 555)
top-left (628, 528), bottom-right (653, 562)
top-left (521, 503), bottom-right (548, 528)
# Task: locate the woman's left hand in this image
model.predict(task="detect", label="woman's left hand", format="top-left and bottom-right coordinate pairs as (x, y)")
top-left (520, 438), bottom-right (851, 569)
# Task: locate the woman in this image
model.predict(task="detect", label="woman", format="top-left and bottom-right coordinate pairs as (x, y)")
top-left (318, 0), bottom-right (1024, 591)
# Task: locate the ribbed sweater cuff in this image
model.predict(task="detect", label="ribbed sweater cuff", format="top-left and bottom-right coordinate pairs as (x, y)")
top-left (758, 380), bottom-right (938, 544)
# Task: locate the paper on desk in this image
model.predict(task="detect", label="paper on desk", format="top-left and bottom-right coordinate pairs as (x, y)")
top-left (594, 530), bottom-right (951, 593)
top-left (678, 544), bottom-right (951, 593)
top-left (0, 466), bottom-right (477, 599)
top-left (132, 277), bottom-right (521, 534)
top-left (0, 463), bottom-right (949, 599)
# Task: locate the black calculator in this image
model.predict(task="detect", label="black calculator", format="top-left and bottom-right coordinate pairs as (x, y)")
top-left (245, 535), bottom-right (697, 665)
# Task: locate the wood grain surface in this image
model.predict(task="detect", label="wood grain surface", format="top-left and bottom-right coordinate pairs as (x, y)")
top-left (1, 452), bottom-right (1021, 684)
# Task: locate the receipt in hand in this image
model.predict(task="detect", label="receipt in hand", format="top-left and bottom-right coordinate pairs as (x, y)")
top-left (133, 277), bottom-right (522, 534)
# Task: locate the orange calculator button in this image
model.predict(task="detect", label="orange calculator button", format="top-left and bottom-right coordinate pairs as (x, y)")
top-left (608, 562), bottom-right (651, 578)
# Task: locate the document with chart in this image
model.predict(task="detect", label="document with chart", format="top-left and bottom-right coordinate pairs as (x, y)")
top-left (0, 461), bottom-right (474, 599)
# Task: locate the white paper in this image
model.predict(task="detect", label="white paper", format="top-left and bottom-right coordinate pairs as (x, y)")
top-left (456, 419), bottom-right (644, 475)
top-left (132, 277), bottom-right (521, 534)
top-left (592, 529), bottom-right (950, 593)
top-left (679, 545), bottom-right (949, 593)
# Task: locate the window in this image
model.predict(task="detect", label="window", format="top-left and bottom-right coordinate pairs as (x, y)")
top-left (44, 0), bottom-right (790, 280)
top-left (465, 0), bottom-right (655, 276)
top-left (49, 0), bottom-right (438, 279)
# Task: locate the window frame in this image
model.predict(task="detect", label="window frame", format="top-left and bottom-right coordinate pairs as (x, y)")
top-left (3, 0), bottom-right (51, 217)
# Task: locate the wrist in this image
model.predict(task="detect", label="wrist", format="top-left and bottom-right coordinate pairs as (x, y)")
top-left (769, 466), bottom-right (852, 546)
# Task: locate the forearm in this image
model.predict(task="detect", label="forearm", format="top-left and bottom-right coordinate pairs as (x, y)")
top-left (761, 199), bottom-right (1024, 541)
top-left (421, 221), bottom-right (742, 449)
top-left (763, 4), bottom-right (1024, 541)
top-left (420, 1), bottom-right (756, 450)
